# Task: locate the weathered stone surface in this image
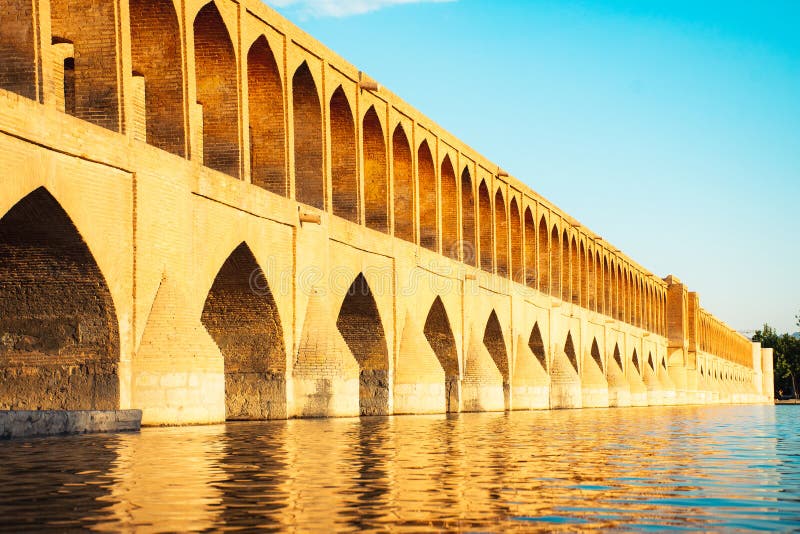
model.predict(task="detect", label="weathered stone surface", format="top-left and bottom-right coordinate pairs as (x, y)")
top-left (0, 409), bottom-right (141, 439)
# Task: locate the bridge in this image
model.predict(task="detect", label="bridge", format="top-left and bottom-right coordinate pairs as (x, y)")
top-left (0, 0), bottom-right (773, 425)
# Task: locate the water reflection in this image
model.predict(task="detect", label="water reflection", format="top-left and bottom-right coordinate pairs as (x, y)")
top-left (1, 405), bottom-right (799, 531)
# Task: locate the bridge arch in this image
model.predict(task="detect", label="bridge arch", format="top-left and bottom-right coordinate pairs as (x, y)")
top-left (130, 0), bottom-right (185, 156)
top-left (330, 86), bottom-right (357, 222)
top-left (0, 0), bottom-right (37, 99)
top-left (336, 273), bottom-right (390, 416)
top-left (51, 0), bottom-right (120, 130)
top-left (418, 140), bottom-right (437, 252)
top-left (363, 106), bottom-right (388, 233)
top-left (484, 310), bottom-right (510, 408)
top-left (248, 35), bottom-right (286, 195)
top-left (590, 338), bottom-right (603, 373)
top-left (564, 331), bottom-right (578, 372)
top-left (613, 343), bottom-right (623, 371)
top-left (550, 224), bottom-right (561, 297)
top-left (461, 166), bottom-right (476, 265)
top-left (201, 242), bottom-right (286, 420)
top-left (292, 61), bottom-right (324, 209)
top-left (561, 230), bottom-right (570, 302)
top-left (538, 216), bottom-right (549, 293)
top-left (0, 187), bottom-right (120, 410)
top-left (424, 296), bottom-right (460, 412)
top-left (510, 197), bottom-right (523, 283)
top-left (524, 207), bottom-right (536, 287)
top-left (494, 188), bottom-right (509, 278)
top-left (441, 155), bottom-right (459, 259)
top-left (392, 124), bottom-right (414, 243)
top-left (570, 235), bottom-right (579, 305)
top-left (529, 322), bottom-right (547, 370)
top-left (478, 180), bottom-right (493, 272)
top-left (194, 1), bottom-right (240, 177)
top-left (632, 348), bottom-right (641, 376)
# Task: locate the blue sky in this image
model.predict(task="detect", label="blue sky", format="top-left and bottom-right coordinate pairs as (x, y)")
top-left (266, 0), bottom-right (800, 334)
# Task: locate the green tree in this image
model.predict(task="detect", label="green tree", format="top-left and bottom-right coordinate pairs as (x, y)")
top-left (754, 323), bottom-right (800, 399)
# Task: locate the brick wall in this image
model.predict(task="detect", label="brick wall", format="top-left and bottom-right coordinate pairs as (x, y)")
top-left (330, 87), bottom-right (358, 222)
top-left (392, 125), bottom-right (414, 243)
top-left (362, 106), bottom-right (388, 232)
top-left (0, 0), bottom-right (37, 100)
top-left (292, 62), bottom-right (323, 209)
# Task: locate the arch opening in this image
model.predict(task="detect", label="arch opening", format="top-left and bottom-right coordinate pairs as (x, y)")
top-left (564, 332), bottom-right (578, 372)
top-left (0, 0), bottom-right (37, 99)
top-left (248, 35), bottom-right (286, 195)
top-left (51, 0), bottom-right (119, 130)
top-left (510, 198), bottom-right (523, 283)
top-left (418, 141), bottom-right (437, 251)
top-left (441, 156), bottom-right (458, 259)
top-left (647, 352), bottom-right (655, 372)
top-left (461, 167), bottom-right (476, 266)
top-left (484, 311), bottom-right (510, 409)
top-left (478, 181), bottom-right (493, 272)
top-left (529, 323), bottom-right (547, 370)
top-left (524, 208), bottom-right (536, 287)
top-left (130, 0), bottom-right (185, 156)
top-left (590, 338), bottom-right (603, 372)
top-left (392, 125), bottom-right (414, 243)
top-left (292, 62), bottom-right (324, 209)
top-left (330, 87), bottom-right (357, 222)
top-left (0, 188), bottom-right (120, 410)
top-left (538, 217), bottom-right (550, 293)
top-left (363, 106), bottom-right (388, 232)
top-left (201, 243), bottom-right (286, 420)
top-left (550, 226), bottom-right (561, 297)
top-left (194, 2), bottom-right (240, 177)
top-left (424, 297), bottom-right (459, 412)
top-left (337, 274), bottom-right (389, 416)
top-left (632, 348), bottom-right (641, 375)
top-left (561, 231), bottom-right (570, 302)
top-left (613, 344), bottom-right (623, 370)
top-left (495, 189), bottom-right (509, 278)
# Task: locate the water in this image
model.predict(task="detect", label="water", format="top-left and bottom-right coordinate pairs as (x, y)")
top-left (1, 405), bottom-right (799, 532)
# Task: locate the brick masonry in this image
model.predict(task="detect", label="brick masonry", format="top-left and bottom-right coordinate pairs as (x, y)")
top-left (0, 0), bottom-right (773, 426)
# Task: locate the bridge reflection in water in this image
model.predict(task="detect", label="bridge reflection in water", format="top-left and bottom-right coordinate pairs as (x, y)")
top-left (1, 406), bottom-right (798, 531)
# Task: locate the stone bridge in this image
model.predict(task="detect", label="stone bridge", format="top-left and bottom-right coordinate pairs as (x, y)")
top-left (0, 0), bottom-right (773, 425)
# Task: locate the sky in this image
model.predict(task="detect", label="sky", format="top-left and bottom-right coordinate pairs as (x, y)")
top-left (266, 0), bottom-right (800, 334)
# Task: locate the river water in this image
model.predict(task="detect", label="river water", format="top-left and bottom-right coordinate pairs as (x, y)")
top-left (1, 405), bottom-right (799, 532)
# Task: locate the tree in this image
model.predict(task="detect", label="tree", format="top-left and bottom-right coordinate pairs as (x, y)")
top-left (754, 323), bottom-right (800, 399)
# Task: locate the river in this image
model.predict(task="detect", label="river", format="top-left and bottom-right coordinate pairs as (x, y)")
top-left (1, 405), bottom-right (799, 531)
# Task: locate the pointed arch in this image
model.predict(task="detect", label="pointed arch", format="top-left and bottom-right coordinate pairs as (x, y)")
top-left (194, 2), bottom-right (240, 177)
top-left (590, 338), bottom-right (603, 372)
top-left (529, 323), bottom-right (547, 370)
top-left (603, 257), bottom-right (611, 316)
top-left (0, 0), bottom-right (37, 99)
top-left (440, 155), bottom-right (458, 259)
top-left (424, 297), bottom-right (460, 412)
top-left (0, 187), bottom-right (119, 410)
top-left (201, 243), bottom-right (286, 420)
top-left (538, 217), bottom-right (550, 293)
top-left (570, 236), bottom-right (579, 305)
top-left (632, 348), bottom-right (641, 375)
top-left (363, 106), bottom-right (388, 232)
top-left (329, 87), bottom-right (358, 222)
top-left (510, 198), bottom-right (523, 283)
top-left (495, 188), bottom-right (509, 278)
top-left (392, 125), bottom-right (414, 243)
top-left (647, 351), bottom-right (655, 372)
top-left (337, 274), bottom-right (389, 415)
top-left (561, 230), bottom-right (570, 302)
top-left (460, 167), bottom-right (476, 265)
top-left (587, 245), bottom-right (595, 310)
top-left (248, 35), bottom-right (285, 194)
top-left (613, 343), bottom-right (623, 370)
top-left (595, 250), bottom-right (603, 313)
top-left (51, 0), bottom-right (119, 130)
top-left (524, 207), bottom-right (536, 287)
top-left (418, 140), bottom-right (438, 251)
top-left (564, 332), bottom-right (578, 372)
top-left (292, 62), bottom-right (324, 209)
top-left (478, 180), bottom-right (493, 272)
top-left (130, 0), bottom-right (185, 156)
top-left (550, 225), bottom-right (561, 297)
top-left (484, 310), bottom-right (510, 408)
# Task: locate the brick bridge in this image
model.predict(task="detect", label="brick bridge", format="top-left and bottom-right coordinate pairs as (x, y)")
top-left (0, 0), bottom-right (773, 425)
